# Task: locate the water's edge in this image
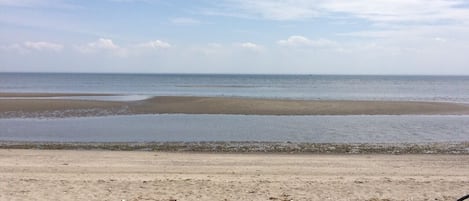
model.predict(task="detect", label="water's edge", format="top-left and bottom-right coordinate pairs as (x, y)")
top-left (1, 141), bottom-right (468, 154)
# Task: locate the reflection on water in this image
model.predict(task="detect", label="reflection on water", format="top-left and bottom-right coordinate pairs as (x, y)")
top-left (1, 114), bottom-right (469, 143)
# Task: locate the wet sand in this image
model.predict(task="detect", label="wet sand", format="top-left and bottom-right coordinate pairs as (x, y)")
top-left (2, 141), bottom-right (469, 154)
top-left (0, 149), bottom-right (468, 201)
top-left (132, 96), bottom-right (469, 115)
top-left (2, 93), bottom-right (469, 117)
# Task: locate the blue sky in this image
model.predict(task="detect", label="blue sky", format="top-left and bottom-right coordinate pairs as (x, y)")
top-left (1, 0), bottom-right (469, 74)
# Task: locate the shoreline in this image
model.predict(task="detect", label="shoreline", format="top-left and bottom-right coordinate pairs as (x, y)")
top-left (1, 141), bottom-right (468, 154)
top-left (1, 149), bottom-right (468, 200)
top-left (2, 92), bottom-right (469, 117)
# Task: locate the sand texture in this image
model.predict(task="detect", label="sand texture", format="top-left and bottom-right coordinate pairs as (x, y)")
top-left (131, 96), bottom-right (469, 115)
top-left (2, 93), bottom-right (469, 117)
top-left (2, 142), bottom-right (469, 154)
top-left (0, 149), bottom-right (468, 201)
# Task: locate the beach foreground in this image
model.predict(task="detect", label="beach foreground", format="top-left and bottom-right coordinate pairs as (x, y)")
top-left (2, 93), bottom-right (469, 117)
top-left (1, 149), bottom-right (468, 201)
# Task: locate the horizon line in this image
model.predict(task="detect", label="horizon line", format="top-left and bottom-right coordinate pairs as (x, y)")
top-left (1, 71), bottom-right (469, 77)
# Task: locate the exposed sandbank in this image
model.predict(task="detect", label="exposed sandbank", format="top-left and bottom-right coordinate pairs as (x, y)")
top-left (2, 93), bottom-right (469, 117)
top-left (132, 96), bottom-right (469, 115)
top-left (0, 149), bottom-right (468, 201)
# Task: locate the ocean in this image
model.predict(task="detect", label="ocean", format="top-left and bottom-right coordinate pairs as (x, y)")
top-left (1, 73), bottom-right (469, 143)
top-left (1, 73), bottom-right (469, 103)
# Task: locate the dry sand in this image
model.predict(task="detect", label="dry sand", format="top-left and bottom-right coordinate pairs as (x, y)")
top-left (2, 93), bottom-right (469, 117)
top-left (0, 149), bottom-right (468, 201)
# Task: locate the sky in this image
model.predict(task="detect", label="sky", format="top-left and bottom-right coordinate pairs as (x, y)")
top-left (1, 0), bottom-right (469, 74)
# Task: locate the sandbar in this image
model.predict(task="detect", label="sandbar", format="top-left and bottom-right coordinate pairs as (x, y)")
top-left (132, 96), bottom-right (469, 115)
top-left (2, 93), bottom-right (469, 117)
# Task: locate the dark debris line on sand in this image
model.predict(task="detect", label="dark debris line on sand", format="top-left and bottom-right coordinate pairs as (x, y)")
top-left (0, 141), bottom-right (468, 154)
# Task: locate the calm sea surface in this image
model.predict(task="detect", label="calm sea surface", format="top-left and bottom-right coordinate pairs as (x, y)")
top-left (2, 115), bottom-right (469, 143)
top-left (1, 73), bottom-right (469, 102)
top-left (1, 73), bottom-right (469, 143)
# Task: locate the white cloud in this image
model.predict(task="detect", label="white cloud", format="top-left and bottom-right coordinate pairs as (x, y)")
top-left (237, 42), bottom-right (263, 51)
top-left (77, 39), bottom-right (172, 57)
top-left (1, 41), bottom-right (63, 53)
top-left (77, 38), bottom-right (118, 53)
top-left (277, 35), bottom-right (337, 48)
top-left (209, 0), bottom-right (320, 20)
top-left (138, 40), bottom-right (171, 49)
top-left (23, 41), bottom-right (63, 51)
top-left (212, 0), bottom-right (469, 23)
top-left (77, 38), bottom-right (127, 57)
top-left (213, 0), bottom-right (469, 56)
top-left (321, 0), bottom-right (469, 23)
top-left (86, 38), bottom-right (119, 50)
top-left (170, 17), bottom-right (201, 25)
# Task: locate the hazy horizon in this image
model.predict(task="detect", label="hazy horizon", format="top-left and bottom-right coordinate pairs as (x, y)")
top-left (3, 71), bottom-right (469, 76)
top-left (1, 1), bottom-right (469, 75)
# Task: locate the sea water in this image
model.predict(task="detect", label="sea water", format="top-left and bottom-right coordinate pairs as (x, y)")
top-left (1, 115), bottom-right (469, 143)
top-left (2, 73), bottom-right (469, 103)
top-left (1, 73), bottom-right (469, 143)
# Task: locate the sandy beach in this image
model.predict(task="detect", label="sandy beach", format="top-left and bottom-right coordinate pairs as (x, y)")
top-left (2, 93), bottom-right (468, 200)
top-left (0, 149), bottom-right (467, 201)
top-left (4, 0), bottom-right (469, 199)
top-left (2, 93), bottom-right (469, 117)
